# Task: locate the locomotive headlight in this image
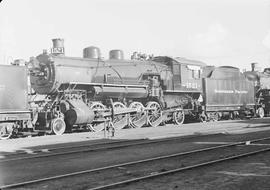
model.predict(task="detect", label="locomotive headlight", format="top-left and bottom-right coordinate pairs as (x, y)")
top-left (43, 67), bottom-right (49, 79)
top-left (29, 65), bottom-right (46, 78)
top-left (30, 63), bottom-right (51, 83)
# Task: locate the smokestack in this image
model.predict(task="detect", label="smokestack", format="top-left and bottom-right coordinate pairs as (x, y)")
top-left (51, 38), bottom-right (65, 56)
top-left (251, 63), bottom-right (257, 71)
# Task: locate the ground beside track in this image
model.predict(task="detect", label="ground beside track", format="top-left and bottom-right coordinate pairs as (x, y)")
top-left (1, 117), bottom-right (270, 153)
top-left (115, 150), bottom-right (270, 190)
top-left (1, 126), bottom-right (270, 189)
top-left (1, 129), bottom-right (270, 189)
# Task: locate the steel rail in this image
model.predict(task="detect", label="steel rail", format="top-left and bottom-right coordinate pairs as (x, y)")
top-left (0, 138), bottom-right (147, 157)
top-left (1, 131), bottom-right (226, 159)
top-left (89, 146), bottom-right (270, 190)
top-left (0, 135), bottom-right (200, 162)
top-left (1, 136), bottom-right (270, 189)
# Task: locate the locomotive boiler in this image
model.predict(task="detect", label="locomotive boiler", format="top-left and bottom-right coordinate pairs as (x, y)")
top-left (29, 39), bottom-right (205, 134)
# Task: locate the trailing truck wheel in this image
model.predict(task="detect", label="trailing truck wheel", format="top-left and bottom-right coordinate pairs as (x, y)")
top-left (173, 110), bottom-right (185, 125)
top-left (52, 118), bottom-right (66, 135)
top-left (129, 102), bottom-right (147, 128)
top-left (146, 101), bottom-right (163, 127)
top-left (257, 107), bottom-right (265, 118)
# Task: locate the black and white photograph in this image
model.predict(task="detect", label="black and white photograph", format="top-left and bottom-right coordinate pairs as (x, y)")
top-left (0, 0), bottom-right (270, 189)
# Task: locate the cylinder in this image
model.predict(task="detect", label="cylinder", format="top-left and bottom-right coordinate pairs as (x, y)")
top-left (65, 107), bottom-right (94, 126)
top-left (83, 46), bottom-right (101, 59)
top-left (109, 50), bottom-right (124, 60)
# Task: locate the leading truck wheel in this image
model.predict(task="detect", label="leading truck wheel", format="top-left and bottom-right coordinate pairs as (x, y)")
top-left (173, 110), bottom-right (185, 125)
top-left (51, 118), bottom-right (66, 135)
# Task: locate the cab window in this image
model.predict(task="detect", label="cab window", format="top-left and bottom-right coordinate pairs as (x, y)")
top-left (187, 65), bottom-right (201, 79)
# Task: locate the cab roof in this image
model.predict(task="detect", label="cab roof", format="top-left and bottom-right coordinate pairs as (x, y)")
top-left (153, 56), bottom-right (206, 67)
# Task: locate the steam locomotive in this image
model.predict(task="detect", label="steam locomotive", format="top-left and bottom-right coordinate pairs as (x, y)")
top-left (0, 39), bottom-right (263, 139)
top-left (244, 65), bottom-right (270, 118)
top-left (28, 39), bottom-right (206, 135)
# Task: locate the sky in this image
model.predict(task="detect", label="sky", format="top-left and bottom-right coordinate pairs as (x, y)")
top-left (0, 0), bottom-right (270, 70)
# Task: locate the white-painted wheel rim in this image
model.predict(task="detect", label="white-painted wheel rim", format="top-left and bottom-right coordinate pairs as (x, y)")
top-left (129, 101), bottom-right (146, 128)
top-left (113, 102), bottom-right (128, 130)
top-left (52, 118), bottom-right (66, 135)
top-left (173, 110), bottom-right (185, 125)
top-left (146, 101), bottom-right (162, 127)
top-left (90, 102), bottom-right (106, 132)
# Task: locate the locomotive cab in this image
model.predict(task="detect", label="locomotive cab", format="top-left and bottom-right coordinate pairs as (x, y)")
top-left (152, 56), bottom-right (206, 122)
top-left (153, 56), bottom-right (205, 93)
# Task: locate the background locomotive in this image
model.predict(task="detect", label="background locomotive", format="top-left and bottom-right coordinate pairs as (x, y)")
top-left (0, 38), bottom-right (263, 138)
top-left (244, 64), bottom-right (270, 118)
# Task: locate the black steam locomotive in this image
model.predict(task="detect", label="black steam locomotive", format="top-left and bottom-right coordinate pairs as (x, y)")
top-left (29, 39), bottom-right (205, 135)
top-left (244, 65), bottom-right (270, 118)
top-left (0, 39), bottom-right (263, 138)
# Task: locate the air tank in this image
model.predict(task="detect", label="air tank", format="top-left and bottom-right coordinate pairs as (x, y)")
top-left (109, 50), bottom-right (124, 60)
top-left (83, 46), bottom-right (101, 59)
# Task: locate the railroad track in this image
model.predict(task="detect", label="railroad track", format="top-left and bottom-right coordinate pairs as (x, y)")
top-left (0, 134), bottom-right (221, 162)
top-left (1, 136), bottom-right (270, 189)
top-left (0, 138), bottom-right (149, 162)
